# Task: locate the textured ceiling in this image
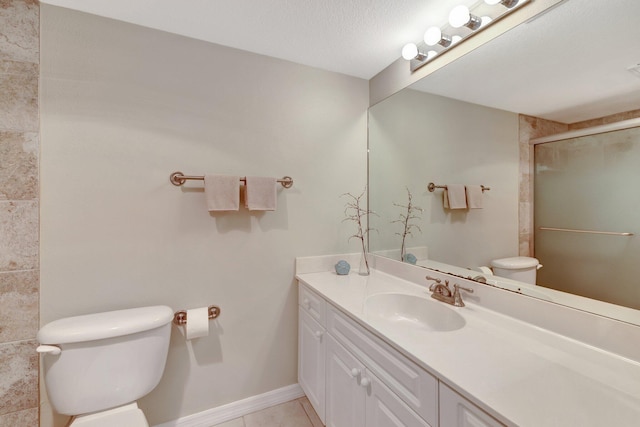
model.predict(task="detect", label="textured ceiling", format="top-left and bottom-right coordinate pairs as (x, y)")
top-left (412, 0), bottom-right (640, 123)
top-left (40, 0), bottom-right (640, 123)
top-left (40, 0), bottom-right (465, 79)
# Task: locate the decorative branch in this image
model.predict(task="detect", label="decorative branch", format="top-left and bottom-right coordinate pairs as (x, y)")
top-left (391, 187), bottom-right (423, 262)
top-left (341, 187), bottom-right (377, 275)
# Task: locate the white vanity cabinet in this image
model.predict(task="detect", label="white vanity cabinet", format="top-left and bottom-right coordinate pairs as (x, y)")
top-left (439, 384), bottom-right (503, 427)
top-left (299, 284), bottom-right (438, 427)
top-left (298, 286), bottom-right (327, 424)
top-left (326, 334), bottom-right (430, 427)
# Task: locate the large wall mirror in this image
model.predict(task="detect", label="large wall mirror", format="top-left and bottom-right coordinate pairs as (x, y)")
top-left (368, 0), bottom-right (640, 325)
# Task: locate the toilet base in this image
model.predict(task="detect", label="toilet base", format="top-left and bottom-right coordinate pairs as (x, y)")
top-left (69, 402), bottom-right (148, 427)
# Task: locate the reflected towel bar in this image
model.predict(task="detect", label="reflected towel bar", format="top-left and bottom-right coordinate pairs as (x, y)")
top-left (428, 182), bottom-right (490, 193)
top-left (538, 227), bottom-right (634, 236)
top-left (170, 172), bottom-right (293, 188)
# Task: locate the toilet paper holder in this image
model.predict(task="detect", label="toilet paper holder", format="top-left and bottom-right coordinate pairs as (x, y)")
top-left (173, 305), bottom-right (221, 326)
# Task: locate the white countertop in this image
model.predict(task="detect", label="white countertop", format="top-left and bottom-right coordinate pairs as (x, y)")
top-left (296, 269), bottom-right (640, 427)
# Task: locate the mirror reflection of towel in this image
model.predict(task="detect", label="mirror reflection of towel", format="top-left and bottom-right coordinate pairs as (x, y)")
top-left (443, 184), bottom-right (467, 209)
top-left (466, 185), bottom-right (483, 209)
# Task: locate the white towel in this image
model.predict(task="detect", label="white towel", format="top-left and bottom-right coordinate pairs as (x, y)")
top-left (443, 184), bottom-right (467, 209)
top-left (204, 175), bottom-right (239, 211)
top-left (466, 185), bottom-right (483, 209)
top-left (244, 176), bottom-right (277, 211)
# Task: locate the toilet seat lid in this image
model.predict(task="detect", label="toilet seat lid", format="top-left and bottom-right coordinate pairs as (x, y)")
top-left (491, 256), bottom-right (540, 269)
top-left (70, 404), bottom-right (148, 427)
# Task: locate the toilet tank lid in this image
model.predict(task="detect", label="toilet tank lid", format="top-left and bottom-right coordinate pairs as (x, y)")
top-left (491, 256), bottom-right (540, 269)
top-left (37, 305), bottom-right (174, 345)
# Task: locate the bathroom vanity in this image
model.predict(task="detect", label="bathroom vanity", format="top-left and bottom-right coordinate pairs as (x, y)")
top-left (296, 255), bottom-right (640, 427)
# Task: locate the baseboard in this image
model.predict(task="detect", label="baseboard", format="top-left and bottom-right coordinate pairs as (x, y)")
top-left (153, 383), bottom-right (305, 427)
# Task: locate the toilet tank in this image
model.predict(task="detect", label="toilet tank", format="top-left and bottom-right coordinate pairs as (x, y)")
top-left (490, 257), bottom-right (541, 285)
top-left (37, 306), bottom-right (174, 416)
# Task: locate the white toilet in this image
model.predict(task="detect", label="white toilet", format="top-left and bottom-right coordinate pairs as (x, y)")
top-left (490, 256), bottom-right (542, 285)
top-left (37, 305), bottom-right (174, 427)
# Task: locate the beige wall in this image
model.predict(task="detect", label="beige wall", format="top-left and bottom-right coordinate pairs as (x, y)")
top-left (0, 0), bottom-right (40, 426)
top-left (39, 5), bottom-right (367, 426)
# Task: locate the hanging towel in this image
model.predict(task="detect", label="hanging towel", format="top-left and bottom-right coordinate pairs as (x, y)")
top-left (204, 175), bottom-right (239, 211)
top-left (443, 184), bottom-right (467, 209)
top-left (466, 185), bottom-right (484, 209)
top-left (245, 176), bottom-right (277, 211)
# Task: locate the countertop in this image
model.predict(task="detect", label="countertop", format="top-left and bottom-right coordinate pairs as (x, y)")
top-left (296, 269), bottom-right (640, 427)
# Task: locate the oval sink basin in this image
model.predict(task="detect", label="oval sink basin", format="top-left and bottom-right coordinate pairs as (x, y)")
top-left (365, 293), bottom-right (465, 332)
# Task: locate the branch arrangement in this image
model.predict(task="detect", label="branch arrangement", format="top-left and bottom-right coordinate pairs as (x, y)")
top-left (392, 187), bottom-right (423, 262)
top-left (341, 188), bottom-right (377, 274)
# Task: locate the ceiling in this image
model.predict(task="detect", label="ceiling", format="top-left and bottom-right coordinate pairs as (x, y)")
top-left (41, 0), bottom-right (640, 123)
top-left (40, 0), bottom-right (465, 79)
top-left (412, 0), bottom-right (640, 123)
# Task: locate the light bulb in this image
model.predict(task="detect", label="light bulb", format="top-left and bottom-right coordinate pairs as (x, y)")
top-left (449, 5), bottom-right (482, 30)
top-left (424, 27), bottom-right (451, 48)
top-left (484, 0), bottom-right (501, 4)
top-left (401, 43), bottom-right (418, 60)
top-left (449, 5), bottom-right (471, 28)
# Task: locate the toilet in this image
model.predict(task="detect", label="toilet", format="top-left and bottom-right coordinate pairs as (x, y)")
top-left (37, 305), bottom-right (174, 426)
top-left (490, 256), bottom-right (542, 285)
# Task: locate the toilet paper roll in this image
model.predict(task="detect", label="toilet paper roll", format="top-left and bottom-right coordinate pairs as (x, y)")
top-left (185, 307), bottom-right (209, 339)
top-left (476, 266), bottom-right (494, 275)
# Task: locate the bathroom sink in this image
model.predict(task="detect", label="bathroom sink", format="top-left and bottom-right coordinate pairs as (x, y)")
top-left (365, 293), bottom-right (466, 332)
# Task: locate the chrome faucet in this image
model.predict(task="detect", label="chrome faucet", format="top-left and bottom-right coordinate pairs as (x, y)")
top-left (426, 276), bottom-right (474, 307)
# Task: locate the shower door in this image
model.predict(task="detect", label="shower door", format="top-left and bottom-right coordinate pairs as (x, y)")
top-left (534, 126), bottom-right (640, 310)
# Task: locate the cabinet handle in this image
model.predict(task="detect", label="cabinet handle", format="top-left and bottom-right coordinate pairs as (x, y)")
top-left (314, 330), bottom-right (323, 340)
top-left (350, 368), bottom-right (360, 378)
top-left (303, 298), bottom-right (311, 309)
top-left (360, 377), bottom-right (371, 388)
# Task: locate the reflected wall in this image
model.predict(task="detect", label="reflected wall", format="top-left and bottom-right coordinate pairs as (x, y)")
top-left (369, 89), bottom-right (520, 269)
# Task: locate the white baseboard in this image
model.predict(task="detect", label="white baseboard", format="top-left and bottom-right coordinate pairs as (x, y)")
top-left (153, 383), bottom-right (305, 427)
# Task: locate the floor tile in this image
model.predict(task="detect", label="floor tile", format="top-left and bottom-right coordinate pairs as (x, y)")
top-left (244, 400), bottom-right (312, 427)
top-left (298, 397), bottom-right (323, 427)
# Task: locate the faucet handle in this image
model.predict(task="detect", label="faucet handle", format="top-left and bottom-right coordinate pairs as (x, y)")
top-left (452, 284), bottom-right (474, 307)
top-left (454, 284), bottom-right (474, 294)
top-left (425, 276), bottom-right (442, 291)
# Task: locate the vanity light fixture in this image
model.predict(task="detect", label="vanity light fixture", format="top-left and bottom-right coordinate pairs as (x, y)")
top-left (424, 27), bottom-right (452, 47)
top-left (449, 5), bottom-right (482, 30)
top-left (402, 43), bottom-right (426, 61)
top-left (485, 0), bottom-right (519, 8)
top-left (401, 0), bottom-right (531, 72)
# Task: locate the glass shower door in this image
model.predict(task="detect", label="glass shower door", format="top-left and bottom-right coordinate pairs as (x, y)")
top-left (534, 126), bottom-right (640, 310)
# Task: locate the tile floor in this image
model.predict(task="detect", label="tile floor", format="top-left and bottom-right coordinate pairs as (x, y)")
top-left (213, 397), bottom-right (323, 427)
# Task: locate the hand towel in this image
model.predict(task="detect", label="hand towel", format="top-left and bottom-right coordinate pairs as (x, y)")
top-left (466, 185), bottom-right (484, 209)
top-left (244, 176), bottom-right (277, 211)
top-left (443, 184), bottom-right (467, 209)
top-left (204, 175), bottom-right (239, 211)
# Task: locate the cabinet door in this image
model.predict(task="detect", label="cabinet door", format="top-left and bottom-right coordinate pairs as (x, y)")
top-left (298, 308), bottom-right (326, 424)
top-left (366, 371), bottom-right (432, 427)
top-left (439, 383), bottom-right (504, 427)
top-left (326, 335), bottom-right (366, 427)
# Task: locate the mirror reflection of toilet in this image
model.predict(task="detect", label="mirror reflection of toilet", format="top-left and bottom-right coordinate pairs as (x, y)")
top-left (37, 306), bottom-right (174, 426)
top-left (490, 256), bottom-right (542, 285)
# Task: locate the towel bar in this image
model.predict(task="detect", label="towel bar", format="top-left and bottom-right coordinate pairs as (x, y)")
top-left (428, 182), bottom-right (490, 193)
top-left (170, 172), bottom-right (293, 188)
